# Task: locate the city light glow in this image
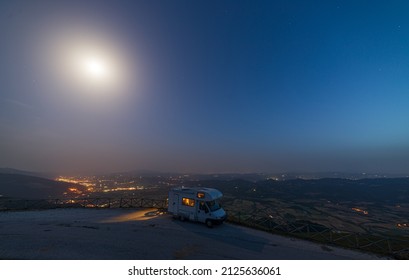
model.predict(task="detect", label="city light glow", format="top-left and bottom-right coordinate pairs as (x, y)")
top-left (352, 208), bottom-right (369, 215)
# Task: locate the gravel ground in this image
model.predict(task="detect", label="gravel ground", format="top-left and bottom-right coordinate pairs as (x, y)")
top-left (0, 208), bottom-right (388, 260)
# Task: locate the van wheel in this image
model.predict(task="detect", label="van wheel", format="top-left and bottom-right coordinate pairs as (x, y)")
top-left (206, 219), bottom-right (213, 228)
top-left (179, 215), bottom-right (185, 222)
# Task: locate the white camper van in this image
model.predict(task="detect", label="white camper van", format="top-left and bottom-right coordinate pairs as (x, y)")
top-left (168, 187), bottom-right (226, 227)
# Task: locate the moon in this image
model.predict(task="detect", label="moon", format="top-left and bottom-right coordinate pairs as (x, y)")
top-left (83, 56), bottom-right (108, 80)
top-left (73, 50), bottom-right (118, 90)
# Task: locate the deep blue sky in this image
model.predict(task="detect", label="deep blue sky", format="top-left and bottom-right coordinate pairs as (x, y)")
top-left (1, 0), bottom-right (409, 174)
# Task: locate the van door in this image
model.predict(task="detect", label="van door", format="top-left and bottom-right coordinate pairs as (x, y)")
top-left (172, 194), bottom-right (179, 214)
top-left (197, 201), bottom-right (209, 223)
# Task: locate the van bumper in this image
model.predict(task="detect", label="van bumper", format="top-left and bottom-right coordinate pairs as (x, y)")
top-left (214, 214), bottom-right (227, 224)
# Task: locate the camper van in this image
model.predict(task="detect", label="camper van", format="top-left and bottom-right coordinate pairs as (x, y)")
top-left (168, 187), bottom-right (226, 227)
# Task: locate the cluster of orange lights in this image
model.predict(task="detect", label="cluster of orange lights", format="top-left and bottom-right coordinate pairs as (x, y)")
top-left (397, 223), bottom-right (408, 228)
top-left (102, 187), bottom-right (137, 193)
top-left (57, 177), bottom-right (146, 194)
top-left (68, 187), bottom-right (83, 194)
top-left (351, 208), bottom-right (368, 215)
top-left (56, 177), bottom-right (95, 187)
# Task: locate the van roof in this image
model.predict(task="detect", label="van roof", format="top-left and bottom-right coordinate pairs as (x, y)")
top-left (170, 187), bottom-right (223, 200)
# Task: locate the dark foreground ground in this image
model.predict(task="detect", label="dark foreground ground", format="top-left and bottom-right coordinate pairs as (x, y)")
top-left (0, 208), bottom-right (388, 260)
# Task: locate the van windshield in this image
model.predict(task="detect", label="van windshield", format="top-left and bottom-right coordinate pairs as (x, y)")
top-left (206, 200), bottom-right (221, 212)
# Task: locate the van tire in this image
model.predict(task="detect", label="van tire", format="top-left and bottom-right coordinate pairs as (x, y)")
top-left (179, 215), bottom-right (185, 222)
top-left (206, 219), bottom-right (213, 228)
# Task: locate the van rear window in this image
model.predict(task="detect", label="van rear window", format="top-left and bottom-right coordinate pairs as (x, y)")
top-left (182, 197), bottom-right (195, 207)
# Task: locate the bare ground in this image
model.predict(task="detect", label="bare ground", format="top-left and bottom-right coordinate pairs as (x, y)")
top-left (0, 208), bottom-right (388, 260)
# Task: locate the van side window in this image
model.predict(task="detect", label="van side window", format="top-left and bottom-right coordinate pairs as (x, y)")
top-left (182, 197), bottom-right (195, 207)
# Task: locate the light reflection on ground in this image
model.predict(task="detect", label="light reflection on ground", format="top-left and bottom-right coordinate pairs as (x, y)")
top-left (99, 208), bottom-right (161, 223)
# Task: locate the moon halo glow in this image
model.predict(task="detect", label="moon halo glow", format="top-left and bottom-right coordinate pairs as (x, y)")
top-left (45, 27), bottom-right (136, 108)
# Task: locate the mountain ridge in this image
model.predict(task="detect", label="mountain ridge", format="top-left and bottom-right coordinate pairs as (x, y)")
top-left (0, 173), bottom-right (85, 199)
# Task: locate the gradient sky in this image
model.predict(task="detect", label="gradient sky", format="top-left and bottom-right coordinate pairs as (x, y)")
top-left (1, 0), bottom-right (409, 174)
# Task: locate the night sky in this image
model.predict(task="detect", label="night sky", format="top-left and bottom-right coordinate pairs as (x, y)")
top-left (1, 0), bottom-right (409, 174)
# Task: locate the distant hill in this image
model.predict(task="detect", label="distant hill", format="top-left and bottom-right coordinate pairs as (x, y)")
top-left (0, 168), bottom-right (41, 177)
top-left (0, 173), bottom-right (85, 199)
top-left (183, 177), bottom-right (409, 205)
top-left (257, 178), bottom-right (409, 204)
top-left (0, 167), bottom-right (56, 179)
